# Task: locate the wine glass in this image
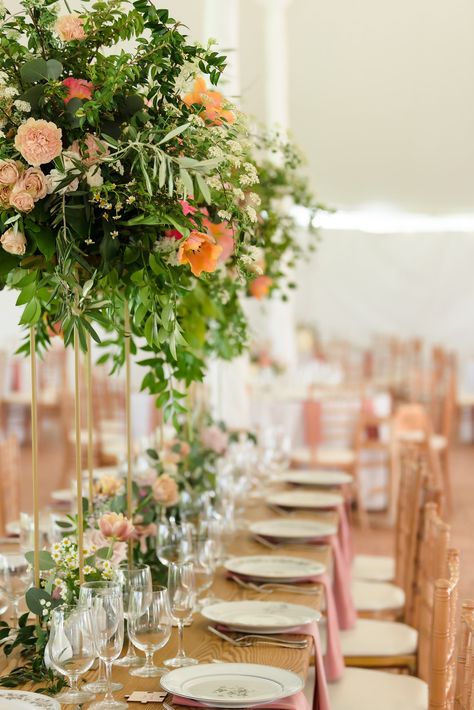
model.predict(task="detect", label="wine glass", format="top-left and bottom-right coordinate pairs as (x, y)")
top-left (156, 521), bottom-right (193, 566)
top-left (164, 562), bottom-right (197, 668)
top-left (114, 563), bottom-right (151, 668)
top-left (128, 585), bottom-right (172, 677)
top-left (48, 604), bottom-right (96, 705)
top-left (0, 553), bottom-right (32, 627)
top-left (78, 581), bottom-right (123, 696)
top-left (89, 589), bottom-right (126, 710)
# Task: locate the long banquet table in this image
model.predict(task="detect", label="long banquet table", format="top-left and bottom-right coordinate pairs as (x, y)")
top-left (0, 492), bottom-right (339, 709)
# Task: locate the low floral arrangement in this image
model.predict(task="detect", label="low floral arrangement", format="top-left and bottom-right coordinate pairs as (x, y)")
top-left (0, 512), bottom-right (135, 692)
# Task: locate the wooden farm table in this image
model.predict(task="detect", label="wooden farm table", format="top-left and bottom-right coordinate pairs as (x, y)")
top-left (0, 495), bottom-right (339, 709)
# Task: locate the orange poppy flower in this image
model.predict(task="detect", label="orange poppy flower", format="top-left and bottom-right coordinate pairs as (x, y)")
top-left (183, 77), bottom-right (235, 125)
top-left (249, 275), bottom-right (273, 299)
top-left (202, 218), bottom-right (235, 262)
top-left (178, 230), bottom-right (223, 277)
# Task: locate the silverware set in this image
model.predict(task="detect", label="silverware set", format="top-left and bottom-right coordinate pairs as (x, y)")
top-left (208, 625), bottom-right (308, 649)
top-left (228, 574), bottom-right (321, 596)
top-left (252, 534), bottom-right (329, 552)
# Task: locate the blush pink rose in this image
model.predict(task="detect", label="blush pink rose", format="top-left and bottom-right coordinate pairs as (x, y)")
top-left (151, 474), bottom-right (179, 507)
top-left (70, 133), bottom-right (109, 166)
top-left (9, 186), bottom-right (35, 213)
top-left (21, 167), bottom-right (48, 200)
top-left (84, 529), bottom-right (127, 566)
top-left (201, 425), bottom-right (229, 454)
top-left (62, 78), bottom-right (94, 104)
top-left (0, 159), bottom-right (22, 185)
top-left (55, 14), bottom-right (86, 41)
top-left (98, 512), bottom-right (135, 541)
top-left (0, 228), bottom-right (26, 255)
top-left (14, 118), bottom-right (63, 167)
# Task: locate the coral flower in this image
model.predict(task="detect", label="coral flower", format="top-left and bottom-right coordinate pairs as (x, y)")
top-left (55, 14), bottom-right (86, 41)
top-left (62, 77), bottom-right (94, 104)
top-left (202, 218), bottom-right (235, 262)
top-left (98, 512), bottom-right (135, 542)
top-left (14, 118), bottom-right (62, 167)
top-left (250, 275), bottom-right (273, 299)
top-left (178, 230), bottom-right (223, 277)
top-left (183, 77), bottom-right (235, 125)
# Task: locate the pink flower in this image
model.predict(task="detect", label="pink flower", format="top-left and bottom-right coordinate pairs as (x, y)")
top-left (98, 512), bottom-right (135, 541)
top-left (21, 167), bottom-right (48, 200)
top-left (84, 529), bottom-right (127, 565)
top-left (62, 78), bottom-right (94, 104)
top-left (70, 133), bottom-right (109, 166)
top-left (201, 425), bottom-right (229, 454)
top-left (0, 159), bottom-right (22, 185)
top-left (1, 228), bottom-right (26, 255)
top-left (179, 199), bottom-right (197, 216)
top-left (55, 14), bottom-right (86, 41)
top-left (164, 228), bottom-right (183, 240)
top-left (9, 186), bottom-right (34, 213)
top-left (151, 474), bottom-right (179, 507)
top-left (14, 118), bottom-right (63, 167)
top-left (132, 523), bottom-right (157, 554)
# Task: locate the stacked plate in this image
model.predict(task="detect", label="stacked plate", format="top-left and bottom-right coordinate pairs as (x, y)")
top-left (249, 517), bottom-right (337, 542)
top-left (0, 690), bottom-right (60, 709)
top-left (225, 555), bottom-right (325, 582)
top-left (266, 489), bottom-right (343, 509)
top-left (279, 469), bottom-right (353, 487)
top-left (202, 600), bottom-right (320, 633)
top-left (161, 663), bottom-right (304, 708)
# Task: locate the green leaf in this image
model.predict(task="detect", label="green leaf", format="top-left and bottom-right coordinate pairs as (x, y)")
top-left (15, 282), bottom-right (36, 306)
top-left (46, 59), bottom-right (63, 80)
top-left (180, 168), bottom-right (194, 198)
top-left (158, 123), bottom-right (190, 145)
top-left (19, 297), bottom-right (41, 325)
top-left (196, 174), bottom-right (211, 204)
top-left (25, 587), bottom-right (59, 616)
top-left (25, 550), bottom-right (56, 570)
top-left (20, 58), bottom-right (48, 83)
top-left (34, 228), bottom-right (56, 260)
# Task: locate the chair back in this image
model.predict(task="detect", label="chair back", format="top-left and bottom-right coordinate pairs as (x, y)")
top-left (417, 502), bottom-right (451, 681)
top-left (0, 436), bottom-right (21, 535)
top-left (455, 599), bottom-right (474, 710)
top-left (428, 548), bottom-right (459, 710)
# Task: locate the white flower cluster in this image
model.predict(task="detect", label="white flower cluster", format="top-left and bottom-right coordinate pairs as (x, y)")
top-left (13, 99), bottom-right (30, 113)
top-left (239, 162), bottom-right (259, 187)
top-left (154, 237), bottom-right (180, 266)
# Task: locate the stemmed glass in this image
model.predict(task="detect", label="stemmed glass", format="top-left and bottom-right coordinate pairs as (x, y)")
top-left (48, 604), bottom-right (96, 705)
top-left (0, 553), bottom-right (32, 627)
top-left (164, 562), bottom-right (197, 668)
top-left (156, 521), bottom-right (194, 566)
top-left (79, 582), bottom-right (123, 696)
top-left (89, 587), bottom-right (126, 710)
top-left (128, 585), bottom-right (172, 677)
top-left (115, 563), bottom-right (152, 668)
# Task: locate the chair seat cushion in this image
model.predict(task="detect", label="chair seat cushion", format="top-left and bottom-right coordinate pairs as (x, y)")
top-left (352, 580), bottom-right (405, 612)
top-left (328, 667), bottom-right (428, 709)
top-left (353, 554), bottom-right (395, 582)
top-left (319, 619), bottom-right (417, 657)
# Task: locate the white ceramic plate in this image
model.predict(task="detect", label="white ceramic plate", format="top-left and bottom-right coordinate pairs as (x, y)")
top-left (249, 517), bottom-right (337, 540)
top-left (280, 470), bottom-right (353, 486)
top-left (202, 600), bottom-right (320, 632)
top-left (161, 662), bottom-right (303, 707)
top-left (224, 555), bottom-right (325, 582)
top-left (0, 690), bottom-right (60, 709)
top-left (267, 489), bottom-right (343, 509)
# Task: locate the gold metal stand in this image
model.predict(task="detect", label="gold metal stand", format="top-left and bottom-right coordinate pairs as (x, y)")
top-left (30, 327), bottom-right (39, 588)
top-left (124, 303), bottom-right (133, 566)
top-left (74, 329), bottom-right (84, 583)
top-left (85, 333), bottom-right (94, 512)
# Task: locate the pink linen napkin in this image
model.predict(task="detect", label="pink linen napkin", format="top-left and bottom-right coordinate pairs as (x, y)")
top-left (171, 691), bottom-right (311, 710)
top-left (327, 535), bottom-right (356, 631)
top-left (302, 399), bottom-right (322, 449)
top-left (215, 620), bottom-right (331, 710)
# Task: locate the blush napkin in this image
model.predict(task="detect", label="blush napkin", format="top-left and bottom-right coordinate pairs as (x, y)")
top-left (171, 691), bottom-right (311, 710)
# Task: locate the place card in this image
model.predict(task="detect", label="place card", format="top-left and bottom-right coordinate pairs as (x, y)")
top-left (125, 691), bottom-right (167, 703)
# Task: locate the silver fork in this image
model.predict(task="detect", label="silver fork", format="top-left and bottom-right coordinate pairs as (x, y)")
top-left (253, 534), bottom-right (329, 551)
top-left (208, 625), bottom-right (308, 648)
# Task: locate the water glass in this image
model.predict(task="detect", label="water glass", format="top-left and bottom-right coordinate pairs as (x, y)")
top-left (0, 553), bottom-right (32, 626)
top-left (115, 563), bottom-right (151, 668)
top-left (128, 585), bottom-right (172, 677)
top-left (89, 590), bottom-right (126, 710)
top-left (164, 562), bottom-right (197, 668)
top-left (156, 521), bottom-right (193, 566)
top-left (48, 604), bottom-right (96, 705)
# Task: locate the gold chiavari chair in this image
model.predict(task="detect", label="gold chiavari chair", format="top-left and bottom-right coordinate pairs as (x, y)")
top-left (455, 600), bottom-right (474, 710)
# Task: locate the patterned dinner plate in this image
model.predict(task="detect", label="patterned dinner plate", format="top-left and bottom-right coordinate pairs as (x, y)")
top-left (224, 554), bottom-right (325, 582)
top-left (267, 489), bottom-right (343, 509)
top-left (202, 600), bottom-right (320, 632)
top-left (279, 469), bottom-right (353, 486)
top-left (161, 662), bottom-right (303, 707)
top-left (0, 690), bottom-right (60, 709)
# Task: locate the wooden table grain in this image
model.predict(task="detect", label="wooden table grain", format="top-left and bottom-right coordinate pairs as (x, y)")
top-left (0, 493), bottom-right (338, 709)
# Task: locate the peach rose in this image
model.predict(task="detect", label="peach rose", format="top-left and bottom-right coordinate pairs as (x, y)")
top-left (249, 275), bottom-right (273, 299)
top-left (55, 14), bottom-right (86, 41)
top-left (178, 230), bottom-right (223, 277)
top-left (70, 133), bottom-right (109, 166)
top-left (62, 78), bottom-right (94, 104)
top-left (94, 475), bottom-right (123, 497)
top-left (84, 529), bottom-right (127, 566)
top-left (0, 159), bottom-right (21, 185)
top-left (9, 185), bottom-right (35, 213)
top-left (201, 425), bottom-right (229, 454)
top-left (98, 512), bottom-right (135, 542)
top-left (0, 228), bottom-right (26, 255)
top-left (22, 167), bottom-right (48, 200)
top-left (151, 474), bottom-right (179, 507)
top-left (14, 118), bottom-right (63, 167)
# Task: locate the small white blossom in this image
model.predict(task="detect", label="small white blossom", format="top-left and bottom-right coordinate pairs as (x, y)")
top-left (227, 140), bottom-right (243, 155)
top-left (208, 146), bottom-right (224, 160)
top-left (13, 99), bottom-right (30, 113)
top-left (4, 87), bottom-right (18, 99)
top-left (206, 176), bottom-right (222, 190)
top-left (245, 206), bottom-right (257, 223)
top-left (233, 187), bottom-right (244, 201)
top-left (218, 210), bottom-right (232, 221)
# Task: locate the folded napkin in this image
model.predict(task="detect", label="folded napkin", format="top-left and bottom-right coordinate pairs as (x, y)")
top-left (328, 535), bottom-right (356, 631)
top-left (171, 691), bottom-right (311, 710)
top-left (215, 620), bottom-right (330, 710)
